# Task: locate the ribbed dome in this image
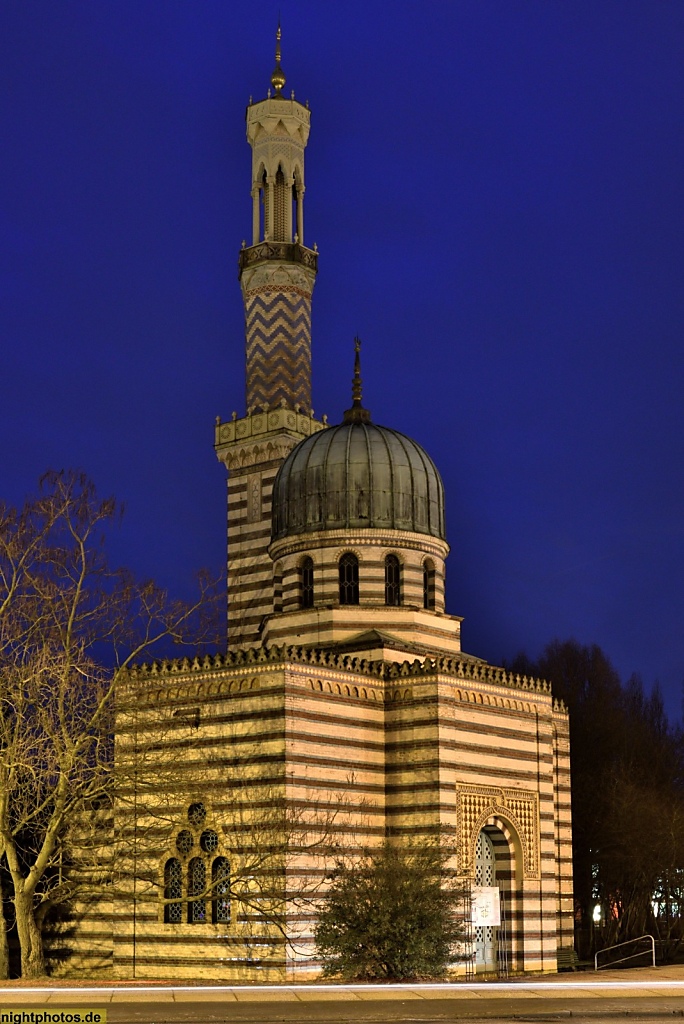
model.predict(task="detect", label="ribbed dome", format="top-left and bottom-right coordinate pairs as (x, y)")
top-left (272, 421), bottom-right (446, 541)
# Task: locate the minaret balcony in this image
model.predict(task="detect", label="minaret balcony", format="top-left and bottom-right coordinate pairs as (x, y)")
top-left (238, 241), bottom-right (318, 277)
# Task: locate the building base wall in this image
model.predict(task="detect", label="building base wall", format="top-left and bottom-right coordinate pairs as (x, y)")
top-left (59, 649), bottom-right (571, 980)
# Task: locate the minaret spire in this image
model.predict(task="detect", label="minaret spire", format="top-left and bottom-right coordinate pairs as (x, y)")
top-left (238, 27), bottom-right (317, 413)
top-left (271, 22), bottom-right (286, 95)
top-left (343, 337), bottom-right (371, 423)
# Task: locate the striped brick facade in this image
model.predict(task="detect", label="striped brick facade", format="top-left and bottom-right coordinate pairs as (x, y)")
top-left (214, 408), bottom-right (327, 649)
top-left (61, 648), bottom-right (572, 980)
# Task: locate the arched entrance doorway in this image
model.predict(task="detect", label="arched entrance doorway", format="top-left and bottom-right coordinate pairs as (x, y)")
top-left (474, 830), bottom-right (498, 969)
top-left (472, 819), bottom-right (522, 973)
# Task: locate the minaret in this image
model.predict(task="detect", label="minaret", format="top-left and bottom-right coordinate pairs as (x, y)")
top-left (215, 28), bottom-right (326, 650)
top-left (241, 23), bottom-right (317, 411)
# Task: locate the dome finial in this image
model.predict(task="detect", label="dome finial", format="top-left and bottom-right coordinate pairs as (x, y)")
top-left (343, 336), bottom-right (371, 423)
top-left (352, 336), bottom-right (363, 404)
top-left (271, 21), bottom-right (286, 95)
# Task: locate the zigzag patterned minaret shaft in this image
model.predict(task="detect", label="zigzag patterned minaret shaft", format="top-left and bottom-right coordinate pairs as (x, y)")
top-left (243, 273), bottom-right (314, 410)
top-left (215, 29), bottom-right (326, 650)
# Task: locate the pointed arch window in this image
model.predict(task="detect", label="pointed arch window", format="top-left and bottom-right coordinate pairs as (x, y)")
top-left (301, 557), bottom-right (314, 609)
top-left (212, 857), bottom-right (231, 924)
top-left (274, 166), bottom-right (287, 241)
top-left (293, 167), bottom-right (303, 244)
top-left (259, 168), bottom-right (267, 241)
top-left (164, 858), bottom-right (183, 924)
top-left (339, 553), bottom-right (359, 606)
top-left (188, 857), bottom-right (206, 924)
top-left (384, 555), bottom-right (401, 606)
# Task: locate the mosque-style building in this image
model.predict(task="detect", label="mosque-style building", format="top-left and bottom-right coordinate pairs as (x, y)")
top-left (73, 34), bottom-right (573, 980)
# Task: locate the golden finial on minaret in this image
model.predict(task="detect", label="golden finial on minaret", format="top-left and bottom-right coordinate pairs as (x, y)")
top-left (271, 22), bottom-right (286, 94)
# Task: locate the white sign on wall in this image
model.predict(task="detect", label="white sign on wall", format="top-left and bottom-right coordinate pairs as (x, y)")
top-left (471, 885), bottom-right (501, 926)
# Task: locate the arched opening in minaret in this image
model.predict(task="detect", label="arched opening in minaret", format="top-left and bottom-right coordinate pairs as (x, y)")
top-left (293, 167), bottom-right (302, 243)
top-left (259, 168), bottom-right (269, 242)
top-left (274, 166), bottom-right (287, 242)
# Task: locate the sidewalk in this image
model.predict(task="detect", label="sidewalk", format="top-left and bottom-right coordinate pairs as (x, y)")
top-left (0, 964), bottom-right (682, 1003)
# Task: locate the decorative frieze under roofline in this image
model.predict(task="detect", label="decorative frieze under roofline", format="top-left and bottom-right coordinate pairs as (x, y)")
top-left (124, 643), bottom-right (564, 706)
top-left (117, 665), bottom-right (562, 715)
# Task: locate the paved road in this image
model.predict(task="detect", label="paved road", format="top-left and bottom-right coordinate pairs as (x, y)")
top-left (93, 998), bottom-right (684, 1023)
top-left (2, 994), bottom-right (684, 1023)
top-left (1, 1001), bottom-right (679, 1023)
top-left (1, 973), bottom-right (683, 1024)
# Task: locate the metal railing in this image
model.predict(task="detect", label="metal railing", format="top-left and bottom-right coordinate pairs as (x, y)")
top-left (595, 933), bottom-right (656, 971)
top-left (238, 240), bottom-right (318, 275)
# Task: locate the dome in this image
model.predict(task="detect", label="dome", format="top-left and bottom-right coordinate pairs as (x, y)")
top-left (272, 420), bottom-right (446, 541)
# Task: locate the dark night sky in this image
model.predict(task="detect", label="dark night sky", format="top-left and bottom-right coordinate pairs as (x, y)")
top-left (2, 3), bottom-right (683, 722)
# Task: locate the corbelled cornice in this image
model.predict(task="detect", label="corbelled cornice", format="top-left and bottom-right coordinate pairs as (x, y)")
top-left (126, 642), bottom-right (561, 703)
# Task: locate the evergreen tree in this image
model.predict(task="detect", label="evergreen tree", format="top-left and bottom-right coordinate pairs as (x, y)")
top-left (314, 841), bottom-right (466, 981)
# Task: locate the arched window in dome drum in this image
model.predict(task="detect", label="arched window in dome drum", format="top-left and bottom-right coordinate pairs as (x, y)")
top-left (301, 557), bottom-right (314, 608)
top-left (188, 857), bottom-right (206, 924)
top-left (339, 553), bottom-right (359, 606)
top-left (423, 561), bottom-right (435, 610)
top-left (384, 555), bottom-right (401, 606)
top-left (163, 858), bottom-right (182, 924)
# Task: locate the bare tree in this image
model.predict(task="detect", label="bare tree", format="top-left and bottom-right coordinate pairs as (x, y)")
top-left (0, 471), bottom-right (220, 978)
top-left (97, 684), bottom-right (357, 975)
top-left (0, 863), bottom-right (8, 978)
top-left (510, 640), bottom-right (684, 961)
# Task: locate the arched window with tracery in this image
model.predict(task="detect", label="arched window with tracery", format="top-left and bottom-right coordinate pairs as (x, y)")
top-left (301, 557), bottom-right (314, 608)
top-left (384, 555), bottom-right (401, 606)
top-left (188, 857), bottom-right (206, 924)
top-left (164, 858), bottom-right (182, 924)
top-left (339, 553), bottom-right (359, 605)
top-left (212, 857), bottom-right (231, 924)
top-left (423, 560), bottom-right (435, 610)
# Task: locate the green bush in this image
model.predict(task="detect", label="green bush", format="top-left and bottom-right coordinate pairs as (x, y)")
top-left (314, 841), bottom-right (466, 981)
